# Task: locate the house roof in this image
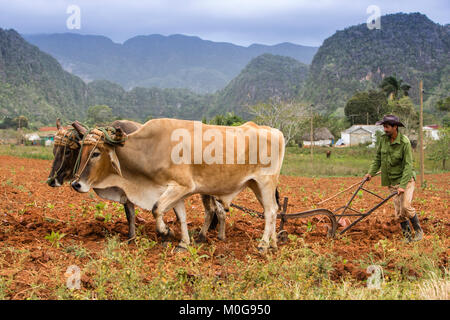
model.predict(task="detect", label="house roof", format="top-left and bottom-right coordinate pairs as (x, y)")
top-left (39, 126), bottom-right (58, 132)
top-left (302, 127), bottom-right (334, 141)
top-left (24, 133), bottom-right (41, 141)
top-left (342, 124), bottom-right (383, 134)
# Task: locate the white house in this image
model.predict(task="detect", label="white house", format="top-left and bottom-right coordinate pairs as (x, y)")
top-left (302, 127), bottom-right (334, 147)
top-left (24, 133), bottom-right (41, 142)
top-left (340, 125), bottom-right (384, 147)
top-left (423, 125), bottom-right (440, 141)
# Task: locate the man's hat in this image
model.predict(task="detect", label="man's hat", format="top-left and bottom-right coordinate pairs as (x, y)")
top-left (376, 115), bottom-right (405, 127)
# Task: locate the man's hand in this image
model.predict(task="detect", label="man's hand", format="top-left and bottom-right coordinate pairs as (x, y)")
top-left (397, 188), bottom-right (405, 195)
top-left (364, 173), bottom-right (372, 181)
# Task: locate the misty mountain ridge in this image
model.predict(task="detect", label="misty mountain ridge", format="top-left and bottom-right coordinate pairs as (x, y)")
top-left (24, 32), bottom-right (318, 93)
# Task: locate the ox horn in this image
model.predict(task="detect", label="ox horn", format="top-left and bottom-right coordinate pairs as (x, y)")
top-left (72, 121), bottom-right (88, 136)
top-left (56, 118), bottom-right (62, 130)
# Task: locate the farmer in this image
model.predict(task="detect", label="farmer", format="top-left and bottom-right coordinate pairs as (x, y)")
top-left (364, 115), bottom-right (423, 243)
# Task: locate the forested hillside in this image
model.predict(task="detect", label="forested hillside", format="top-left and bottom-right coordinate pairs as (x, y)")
top-left (0, 29), bottom-right (87, 124)
top-left (211, 54), bottom-right (309, 117)
top-left (302, 13), bottom-right (450, 112)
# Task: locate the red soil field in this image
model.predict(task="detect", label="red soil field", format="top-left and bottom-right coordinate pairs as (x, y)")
top-left (0, 155), bottom-right (448, 298)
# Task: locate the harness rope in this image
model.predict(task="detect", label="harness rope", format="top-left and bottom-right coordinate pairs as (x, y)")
top-left (72, 126), bottom-right (127, 181)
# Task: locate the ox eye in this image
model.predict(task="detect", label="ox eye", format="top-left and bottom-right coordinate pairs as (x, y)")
top-left (92, 152), bottom-right (101, 158)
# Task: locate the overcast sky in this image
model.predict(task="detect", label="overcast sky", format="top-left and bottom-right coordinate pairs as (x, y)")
top-left (0, 0), bottom-right (448, 46)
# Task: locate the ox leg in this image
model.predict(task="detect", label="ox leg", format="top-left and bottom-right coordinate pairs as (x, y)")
top-left (198, 195), bottom-right (229, 242)
top-left (198, 195), bottom-right (215, 243)
top-left (173, 201), bottom-right (190, 252)
top-left (214, 192), bottom-right (241, 241)
top-left (124, 201), bottom-right (136, 240)
top-left (152, 184), bottom-right (192, 245)
top-left (249, 180), bottom-right (278, 253)
top-left (215, 199), bottom-right (227, 241)
top-left (152, 210), bottom-right (174, 245)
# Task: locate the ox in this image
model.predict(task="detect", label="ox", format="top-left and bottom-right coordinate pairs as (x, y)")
top-left (47, 119), bottom-right (142, 239)
top-left (48, 119), bottom-right (223, 243)
top-left (71, 118), bottom-right (285, 252)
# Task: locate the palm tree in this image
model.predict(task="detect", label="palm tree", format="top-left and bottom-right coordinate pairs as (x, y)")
top-left (379, 76), bottom-right (411, 100)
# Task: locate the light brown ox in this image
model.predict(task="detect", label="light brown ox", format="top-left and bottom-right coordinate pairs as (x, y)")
top-left (71, 118), bottom-right (285, 252)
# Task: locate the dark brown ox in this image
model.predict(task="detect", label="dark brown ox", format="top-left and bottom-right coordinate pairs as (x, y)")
top-left (47, 119), bottom-right (142, 239)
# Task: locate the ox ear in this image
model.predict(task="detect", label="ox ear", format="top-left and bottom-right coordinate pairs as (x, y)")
top-left (108, 148), bottom-right (122, 177)
top-left (56, 118), bottom-right (62, 130)
top-left (113, 126), bottom-right (127, 144)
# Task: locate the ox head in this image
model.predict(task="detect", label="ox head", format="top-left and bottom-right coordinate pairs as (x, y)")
top-left (71, 126), bottom-right (127, 193)
top-left (47, 119), bottom-right (82, 187)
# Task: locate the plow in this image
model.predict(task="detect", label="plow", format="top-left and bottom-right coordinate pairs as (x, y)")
top-left (230, 172), bottom-right (398, 242)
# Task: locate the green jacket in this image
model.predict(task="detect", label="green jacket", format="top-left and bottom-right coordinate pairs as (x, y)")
top-left (368, 132), bottom-right (416, 189)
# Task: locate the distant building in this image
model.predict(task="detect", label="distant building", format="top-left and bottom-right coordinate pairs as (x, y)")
top-left (423, 125), bottom-right (440, 141)
top-left (38, 126), bottom-right (57, 146)
top-left (340, 125), bottom-right (383, 147)
top-left (24, 133), bottom-right (41, 145)
top-left (302, 127), bottom-right (334, 147)
top-left (22, 126), bottom-right (58, 146)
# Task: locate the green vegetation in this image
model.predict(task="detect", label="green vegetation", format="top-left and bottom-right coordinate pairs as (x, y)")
top-left (0, 116), bottom-right (29, 129)
top-left (427, 128), bottom-right (450, 170)
top-left (0, 144), bottom-right (53, 160)
top-left (0, 29), bottom-right (88, 125)
top-left (302, 13), bottom-right (449, 124)
top-left (387, 96), bottom-right (419, 136)
top-left (86, 105), bottom-right (113, 126)
top-left (0, 143), bottom-right (446, 176)
top-left (379, 76), bottom-right (411, 100)
top-left (44, 231), bottom-right (66, 248)
top-left (51, 235), bottom-right (448, 300)
top-left (211, 54), bottom-right (309, 118)
top-left (206, 112), bottom-right (244, 126)
top-left (344, 90), bottom-right (389, 125)
top-left (281, 145), bottom-right (448, 177)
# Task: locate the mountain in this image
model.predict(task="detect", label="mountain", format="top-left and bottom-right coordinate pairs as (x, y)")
top-left (210, 54), bottom-right (309, 117)
top-left (302, 13), bottom-right (450, 111)
top-left (86, 80), bottom-right (212, 121)
top-left (24, 33), bottom-right (318, 93)
top-left (0, 29), bottom-right (307, 125)
top-left (0, 28), bottom-right (88, 124)
top-left (4, 12), bottom-right (448, 126)
top-left (0, 29), bottom-right (211, 124)
top-left (86, 54), bottom-right (309, 121)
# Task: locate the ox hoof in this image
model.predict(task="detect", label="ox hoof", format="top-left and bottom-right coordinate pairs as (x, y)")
top-left (159, 229), bottom-right (175, 242)
top-left (174, 245), bottom-right (188, 253)
top-left (196, 234), bottom-right (208, 243)
top-left (126, 235), bottom-right (136, 243)
top-left (277, 230), bottom-right (288, 243)
top-left (257, 246), bottom-right (268, 254)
